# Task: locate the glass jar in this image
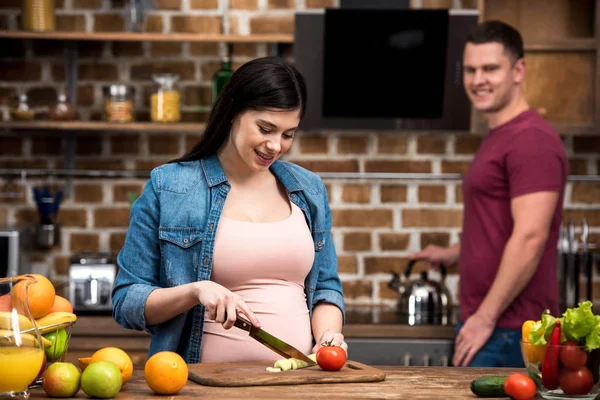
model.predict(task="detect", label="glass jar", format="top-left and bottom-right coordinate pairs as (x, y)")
top-left (22, 0), bottom-right (55, 32)
top-left (10, 94), bottom-right (35, 121)
top-left (151, 74), bottom-right (181, 123)
top-left (49, 92), bottom-right (76, 121)
top-left (103, 85), bottom-right (135, 123)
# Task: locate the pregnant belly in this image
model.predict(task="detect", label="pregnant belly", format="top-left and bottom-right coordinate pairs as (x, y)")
top-left (200, 283), bottom-right (312, 363)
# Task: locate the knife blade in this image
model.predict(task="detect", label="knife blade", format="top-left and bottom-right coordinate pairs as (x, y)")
top-left (233, 315), bottom-right (316, 366)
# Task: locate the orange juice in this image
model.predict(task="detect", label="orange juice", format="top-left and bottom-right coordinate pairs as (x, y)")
top-left (0, 347), bottom-right (44, 392)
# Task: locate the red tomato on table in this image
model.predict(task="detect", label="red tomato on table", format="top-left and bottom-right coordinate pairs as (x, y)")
top-left (316, 345), bottom-right (347, 371)
top-left (504, 373), bottom-right (536, 400)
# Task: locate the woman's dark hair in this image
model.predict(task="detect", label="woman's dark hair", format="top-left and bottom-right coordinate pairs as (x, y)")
top-left (466, 20), bottom-right (524, 63)
top-left (171, 56), bottom-right (307, 163)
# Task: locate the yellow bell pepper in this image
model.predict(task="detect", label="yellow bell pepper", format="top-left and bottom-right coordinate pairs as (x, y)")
top-left (521, 320), bottom-right (546, 364)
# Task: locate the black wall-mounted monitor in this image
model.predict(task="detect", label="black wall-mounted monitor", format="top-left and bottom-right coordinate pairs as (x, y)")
top-left (294, 8), bottom-right (479, 131)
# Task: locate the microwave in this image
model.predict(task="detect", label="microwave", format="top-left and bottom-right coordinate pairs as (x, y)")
top-left (0, 226), bottom-right (32, 278)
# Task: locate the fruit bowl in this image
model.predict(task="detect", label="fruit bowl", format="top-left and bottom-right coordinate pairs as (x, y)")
top-left (521, 340), bottom-right (600, 399)
top-left (29, 319), bottom-right (76, 387)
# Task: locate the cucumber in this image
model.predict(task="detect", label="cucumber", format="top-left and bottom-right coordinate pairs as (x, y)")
top-left (470, 376), bottom-right (508, 397)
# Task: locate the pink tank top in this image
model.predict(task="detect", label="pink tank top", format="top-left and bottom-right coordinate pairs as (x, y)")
top-left (200, 202), bottom-right (315, 363)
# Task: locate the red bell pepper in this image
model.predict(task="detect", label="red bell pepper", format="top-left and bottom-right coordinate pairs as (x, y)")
top-left (542, 320), bottom-right (561, 390)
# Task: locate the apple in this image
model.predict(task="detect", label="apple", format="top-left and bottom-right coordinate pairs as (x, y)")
top-left (42, 362), bottom-right (80, 398)
top-left (43, 328), bottom-right (68, 361)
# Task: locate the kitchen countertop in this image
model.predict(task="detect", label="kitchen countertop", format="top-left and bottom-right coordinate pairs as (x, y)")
top-left (71, 306), bottom-right (458, 340)
top-left (28, 366), bottom-right (517, 399)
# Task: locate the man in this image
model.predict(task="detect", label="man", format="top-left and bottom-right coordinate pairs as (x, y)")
top-left (409, 21), bottom-right (568, 367)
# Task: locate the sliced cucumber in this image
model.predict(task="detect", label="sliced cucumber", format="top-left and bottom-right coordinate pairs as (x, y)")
top-left (271, 353), bottom-right (317, 372)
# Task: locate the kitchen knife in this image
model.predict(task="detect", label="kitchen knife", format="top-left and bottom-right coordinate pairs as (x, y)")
top-left (233, 315), bottom-right (316, 366)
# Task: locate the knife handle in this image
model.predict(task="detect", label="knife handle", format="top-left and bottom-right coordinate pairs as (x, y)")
top-left (224, 310), bottom-right (252, 332)
top-left (234, 316), bottom-right (252, 332)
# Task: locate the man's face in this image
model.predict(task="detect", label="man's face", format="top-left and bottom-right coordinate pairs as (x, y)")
top-left (463, 42), bottom-right (525, 114)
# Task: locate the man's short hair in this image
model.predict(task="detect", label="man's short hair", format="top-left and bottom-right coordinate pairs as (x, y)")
top-left (466, 21), bottom-right (524, 63)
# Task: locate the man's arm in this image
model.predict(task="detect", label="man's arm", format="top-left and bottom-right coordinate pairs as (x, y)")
top-left (453, 190), bottom-right (559, 366)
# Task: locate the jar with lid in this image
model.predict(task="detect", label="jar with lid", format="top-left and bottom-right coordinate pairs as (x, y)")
top-left (49, 92), bottom-right (76, 121)
top-left (103, 85), bottom-right (135, 123)
top-left (10, 94), bottom-right (36, 121)
top-left (151, 74), bottom-right (181, 123)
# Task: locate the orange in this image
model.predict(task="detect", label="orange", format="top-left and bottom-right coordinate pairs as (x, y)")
top-left (11, 274), bottom-right (55, 319)
top-left (0, 294), bottom-right (11, 311)
top-left (91, 347), bottom-right (134, 385)
top-left (48, 295), bottom-right (73, 313)
top-left (144, 351), bottom-right (188, 395)
top-left (78, 357), bottom-right (92, 372)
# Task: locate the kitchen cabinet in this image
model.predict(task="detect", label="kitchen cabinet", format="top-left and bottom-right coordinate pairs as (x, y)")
top-left (470, 0), bottom-right (600, 135)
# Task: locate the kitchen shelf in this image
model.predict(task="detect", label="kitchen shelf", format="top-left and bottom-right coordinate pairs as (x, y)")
top-left (0, 30), bottom-right (294, 43)
top-left (0, 121), bottom-right (206, 133)
top-left (524, 39), bottom-right (597, 52)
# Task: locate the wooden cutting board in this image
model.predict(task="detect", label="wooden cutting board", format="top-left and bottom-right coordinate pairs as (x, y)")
top-left (188, 360), bottom-right (386, 387)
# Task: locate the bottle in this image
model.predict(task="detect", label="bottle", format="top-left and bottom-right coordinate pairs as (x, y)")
top-left (10, 93), bottom-right (35, 121)
top-left (49, 92), bottom-right (75, 121)
top-left (212, 57), bottom-right (233, 104)
top-left (150, 73), bottom-right (181, 123)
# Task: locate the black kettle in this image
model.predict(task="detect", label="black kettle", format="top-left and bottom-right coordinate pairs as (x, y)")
top-left (388, 259), bottom-right (452, 324)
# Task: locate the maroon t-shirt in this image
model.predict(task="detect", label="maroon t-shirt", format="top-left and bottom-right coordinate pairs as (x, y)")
top-left (459, 109), bottom-right (568, 331)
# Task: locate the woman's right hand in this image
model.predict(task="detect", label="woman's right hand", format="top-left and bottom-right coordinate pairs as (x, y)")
top-left (195, 281), bottom-right (261, 330)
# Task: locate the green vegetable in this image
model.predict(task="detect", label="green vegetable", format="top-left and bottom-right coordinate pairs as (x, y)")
top-left (470, 376), bottom-right (508, 397)
top-left (528, 301), bottom-right (600, 352)
top-left (267, 353), bottom-right (318, 373)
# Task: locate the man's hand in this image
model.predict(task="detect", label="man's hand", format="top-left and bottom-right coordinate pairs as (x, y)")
top-left (452, 313), bottom-right (495, 367)
top-left (408, 244), bottom-right (460, 269)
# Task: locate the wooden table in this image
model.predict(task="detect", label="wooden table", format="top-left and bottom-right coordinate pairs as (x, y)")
top-left (29, 366), bottom-right (522, 399)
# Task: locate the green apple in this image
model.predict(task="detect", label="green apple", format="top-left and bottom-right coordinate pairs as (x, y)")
top-left (43, 328), bottom-right (68, 361)
top-left (42, 362), bottom-right (80, 398)
top-left (81, 361), bottom-right (122, 399)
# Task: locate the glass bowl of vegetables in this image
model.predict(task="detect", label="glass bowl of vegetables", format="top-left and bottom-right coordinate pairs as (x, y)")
top-left (521, 302), bottom-right (600, 399)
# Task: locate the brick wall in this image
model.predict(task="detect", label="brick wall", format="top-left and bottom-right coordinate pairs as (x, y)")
top-left (1, 0), bottom-right (600, 307)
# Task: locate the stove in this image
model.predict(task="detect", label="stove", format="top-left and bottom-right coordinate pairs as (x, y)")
top-left (344, 306), bottom-right (458, 366)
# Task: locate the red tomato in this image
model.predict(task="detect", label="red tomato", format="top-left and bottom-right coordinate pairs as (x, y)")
top-left (559, 341), bottom-right (588, 369)
top-left (559, 366), bottom-right (594, 395)
top-left (316, 345), bottom-right (347, 371)
top-left (504, 373), bottom-right (536, 400)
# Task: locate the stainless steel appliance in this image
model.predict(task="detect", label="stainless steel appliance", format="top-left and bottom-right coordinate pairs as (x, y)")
top-left (69, 252), bottom-right (116, 314)
top-left (0, 226), bottom-right (32, 278)
top-left (388, 260), bottom-right (452, 325)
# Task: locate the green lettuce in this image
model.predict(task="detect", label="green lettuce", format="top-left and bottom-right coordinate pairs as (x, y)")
top-left (529, 312), bottom-right (557, 345)
top-left (584, 315), bottom-right (600, 352)
top-left (529, 302), bottom-right (600, 351)
top-left (562, 301), bottom-right (596, 343)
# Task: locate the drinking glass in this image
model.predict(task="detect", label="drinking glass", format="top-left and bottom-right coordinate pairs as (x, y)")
top-left (0, 276), bottom-right (45, 399)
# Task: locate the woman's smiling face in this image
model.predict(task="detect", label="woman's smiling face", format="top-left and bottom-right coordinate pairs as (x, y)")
top-left (225, 108), bottom-right (300, 172)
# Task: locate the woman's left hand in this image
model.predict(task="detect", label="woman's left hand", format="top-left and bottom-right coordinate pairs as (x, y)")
top-left (312, 329), bottom-right (348, 354)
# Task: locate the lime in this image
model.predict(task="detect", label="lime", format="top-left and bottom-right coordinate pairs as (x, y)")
top-left (43, 328), bottom-right (68, 361)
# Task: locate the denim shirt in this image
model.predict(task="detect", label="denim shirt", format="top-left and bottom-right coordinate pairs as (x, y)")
top-left (112, 153), bottom-right (345, 363)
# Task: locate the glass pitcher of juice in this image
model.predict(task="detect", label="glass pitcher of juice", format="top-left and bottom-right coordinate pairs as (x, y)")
top-left (0, 275), bottom-right (45, 398)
